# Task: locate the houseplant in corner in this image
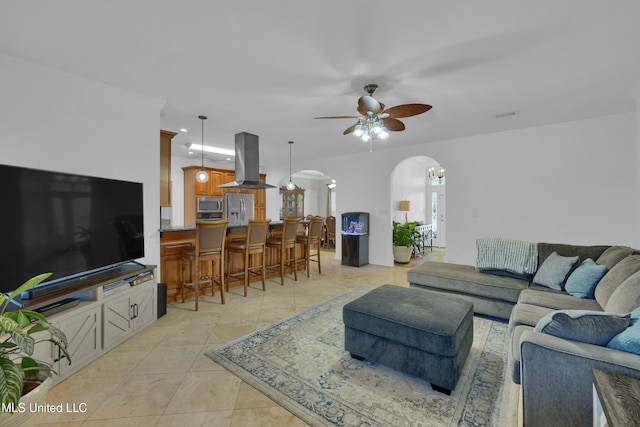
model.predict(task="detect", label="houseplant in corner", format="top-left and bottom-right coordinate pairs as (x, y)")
top-left (392, 221), bottom-right (419, 264)
top-left (0, 273), bottom-right (70, 425)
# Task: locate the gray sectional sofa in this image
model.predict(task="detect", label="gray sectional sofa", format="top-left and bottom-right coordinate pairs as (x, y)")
top-left (407, 242), bottom-right (640, 427)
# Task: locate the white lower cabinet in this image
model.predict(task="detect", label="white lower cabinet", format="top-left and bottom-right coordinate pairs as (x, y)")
top-left (57, 304), bottom-right (102, 377)
top-left (31, 267), bottom-right (157, 385)
top-left (32, 302), bottom-right (101, 382)
top-left (103, 279), bottom-right (156, 349)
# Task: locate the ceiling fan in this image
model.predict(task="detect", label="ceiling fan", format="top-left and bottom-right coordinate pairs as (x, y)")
top-left (315, 84), bottom-right (432, 147)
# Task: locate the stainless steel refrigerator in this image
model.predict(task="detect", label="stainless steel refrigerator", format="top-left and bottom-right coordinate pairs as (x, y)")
top-left (224, 193), bottom-right (254, 226)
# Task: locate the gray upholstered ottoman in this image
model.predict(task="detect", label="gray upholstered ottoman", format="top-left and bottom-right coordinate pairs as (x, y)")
top-left (343, 284), bottom-right (474, 394)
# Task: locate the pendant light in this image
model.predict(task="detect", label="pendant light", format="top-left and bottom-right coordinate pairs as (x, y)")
top-left (195, 115), bottom-right (209, 183)
top-left (286, 140), bottom-right (296, 190)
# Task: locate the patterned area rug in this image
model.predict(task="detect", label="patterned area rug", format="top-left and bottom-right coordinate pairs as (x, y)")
top-left (206, 288), bottom-right (511, 426)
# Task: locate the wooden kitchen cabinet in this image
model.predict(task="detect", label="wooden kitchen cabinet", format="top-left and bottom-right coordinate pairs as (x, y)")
top-left (160, 130), bottom-right (177, 207)
top-left (183, 166), bottom-right (268, 225)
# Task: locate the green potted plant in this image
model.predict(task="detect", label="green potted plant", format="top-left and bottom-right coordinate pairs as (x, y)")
top-left (392, 221), bottom-right (419, 263)
top-left (0, 273), bottom-right (70, 421)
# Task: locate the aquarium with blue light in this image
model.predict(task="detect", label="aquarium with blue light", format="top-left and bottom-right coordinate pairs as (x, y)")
top-left (341, 212), bottom-right (369, 235)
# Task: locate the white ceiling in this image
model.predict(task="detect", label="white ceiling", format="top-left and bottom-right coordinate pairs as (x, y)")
top-left (2, 1), bottom-right (640, 169)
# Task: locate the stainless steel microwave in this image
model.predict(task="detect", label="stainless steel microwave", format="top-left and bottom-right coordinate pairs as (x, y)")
top-left (197, 197), bottom-right (223, 213)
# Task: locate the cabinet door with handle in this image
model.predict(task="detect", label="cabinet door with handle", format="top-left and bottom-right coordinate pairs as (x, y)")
top-left (132, 284), bottom-right (156, 330)
top-left (30, 303), bottom-right (102, 379)
top-left (103, 293), bottom-right (134, 349)
top-left (58, 305), bottom-right (101, 376)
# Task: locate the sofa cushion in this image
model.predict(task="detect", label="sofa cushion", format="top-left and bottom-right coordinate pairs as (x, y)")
top-left (596, 246), bottom-right (634, 270)
top-left (407, 261), bottom-right (528, 303)
top-left (508, 303), bottom-right (556, 333)
top-left (536, 243), bottom-right (609, 270)
top-left (535, 310), bottom-right (630, 346)
top-left (594, 255), bottom-right (640, 308)
top-left (517, 289), bottom-right (603, 311)
top-left (607, 307), bottom-right (640, 355)
top-left (564, 258), bottom-right (608, 299)
top-left (532, 252), bottom-right (578, 291)
top-left (604, 270), bottom-right (640, 313)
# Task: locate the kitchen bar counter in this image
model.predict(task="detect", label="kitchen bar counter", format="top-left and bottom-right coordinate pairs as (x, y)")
top-left (159, 219), bottom-right (309, 233)
top-left (159, 220), bottom-right (310, 303)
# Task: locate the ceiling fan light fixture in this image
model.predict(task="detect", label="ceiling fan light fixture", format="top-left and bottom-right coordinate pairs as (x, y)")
top-left (315, 84), bottom-right (432, 151)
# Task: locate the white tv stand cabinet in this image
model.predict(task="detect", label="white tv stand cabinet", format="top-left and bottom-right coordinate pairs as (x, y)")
top-left (25, 264), bottom-right (158, 385)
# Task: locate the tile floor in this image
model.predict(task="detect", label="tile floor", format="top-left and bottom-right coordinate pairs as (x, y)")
top-left (24, 249), bottom-right (444, 427)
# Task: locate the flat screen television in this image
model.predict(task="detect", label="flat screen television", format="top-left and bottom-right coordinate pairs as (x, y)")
top-left (0, 163), bottom-right (144, 296)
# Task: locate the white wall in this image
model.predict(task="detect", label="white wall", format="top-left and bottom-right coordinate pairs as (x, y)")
top-left (0, 55), bottom-right (164, 273)
top-left (293, 112), bottom-right (637, 267)
top-left (632, 80), bottom-right (640, 246)
top-left (391, 156), bottom-right (439, 224)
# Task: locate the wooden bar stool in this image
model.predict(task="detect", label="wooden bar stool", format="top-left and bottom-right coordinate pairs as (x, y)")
top-left (266, 217), bottom-right (301, 285)
top-left (226, 220), bottom-right (271, 297)
top-left (296, 216), bottom-right (323, 277)
top-left (181, 220), bottom-right (228, 310)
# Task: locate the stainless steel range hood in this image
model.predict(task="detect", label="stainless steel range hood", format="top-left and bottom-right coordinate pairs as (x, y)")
top-left (217, 132), bottom-right (276, 189)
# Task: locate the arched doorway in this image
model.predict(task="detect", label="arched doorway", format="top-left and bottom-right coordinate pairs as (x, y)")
top-left (277, 169), bottom-right (336, 219)
top-left (390, 156), bottom-right (446, 248)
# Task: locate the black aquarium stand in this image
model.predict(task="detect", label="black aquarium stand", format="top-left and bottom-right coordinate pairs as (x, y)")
top-left (341, 212), bottom-right (369, 267)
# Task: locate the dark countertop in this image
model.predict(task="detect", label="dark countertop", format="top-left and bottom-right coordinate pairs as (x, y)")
top-left (159, 225), bottom-right (196, 232)
top-left (159, 219), bottom-right (310, 233)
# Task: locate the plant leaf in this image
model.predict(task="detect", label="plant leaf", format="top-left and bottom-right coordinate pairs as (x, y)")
top-left (20, 310), bottom-right (49, 324)
top-left (20, 357), bottom-right (40, 381)
top-left (47, 324), bottom-right (68, 350)
top-left (1, 273), bottom-right (52, 313)
top-left (11, 331), bottom-right (35, 355)
top-left (0, 315), bottom-right (19, 334)
top-left (0, 357), bottom-right (23, 407)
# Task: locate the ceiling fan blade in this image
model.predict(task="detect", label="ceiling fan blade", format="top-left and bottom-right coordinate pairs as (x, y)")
top-left (383, 104), bottom-right (432, 119)
top-left (382, 118), bottom-right (406, 131)
top-left (343, 124), bottom-right (357, 135)
top-left (315, 115), bottom-right (360, 119)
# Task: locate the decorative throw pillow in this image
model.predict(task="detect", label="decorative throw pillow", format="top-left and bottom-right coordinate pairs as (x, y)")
top-left (564, 258), bottom-right (608, 299)
top-left (532, 252), bottom-right (579, 291)
top-left (607, 307), bottom-right (640, 355)
top-left (535, 310), bottom-right (630, 346)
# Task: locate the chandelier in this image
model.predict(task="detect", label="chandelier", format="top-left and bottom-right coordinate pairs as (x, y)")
top-left (352, 111), bottom-right (390, 144)
top-left (428, 166), bottom-right (445, 183)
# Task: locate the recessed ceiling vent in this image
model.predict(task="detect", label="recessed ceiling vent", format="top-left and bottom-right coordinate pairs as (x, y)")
top-left (495, 110), bottom-right (520, 119)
